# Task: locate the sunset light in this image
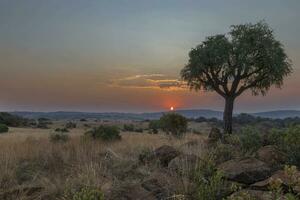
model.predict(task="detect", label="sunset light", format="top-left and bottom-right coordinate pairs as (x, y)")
top-left (170, 106), bottom-right (174, 111)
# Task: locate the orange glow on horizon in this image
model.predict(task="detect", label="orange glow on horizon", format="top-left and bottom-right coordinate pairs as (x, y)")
top-left (170, 106), bottom-right (174, 111)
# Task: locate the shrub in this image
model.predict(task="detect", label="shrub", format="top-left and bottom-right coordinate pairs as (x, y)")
top-left (159, 113), bottom-right (188, 137)
top-left (55, 128), bottom-right (69, 133)
top-left (134, 128), bottom-right (143, 133)
top-left (65, 122), bottom-right (77, 129)
top-left (211, 142), bottom-right (236, 164)
top-left (282, 126), bottom-right (300, 166)
top-left (0, 112), bottom-right (29, 127)
top-left (148, 120), bottom-right (161, 134)
top-left (0, 124), bottom-right (9, 133)
top-left (85, 125), bottom-right (121, 141)
top-left (239, 126), bottom-right (263, 154)
top-left (70, 187), bottom-right (104, 200)
top-left (123, 124), bottom-right (134, 132)
top-left (49, 132), bottom-right (69, 143)
top-left (192, 155), bottom-right (229, 200)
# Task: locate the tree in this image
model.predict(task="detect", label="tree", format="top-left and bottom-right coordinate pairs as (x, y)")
top-left (181, 22), bottom-right (292, 134)
top-left (160, 113), bottom-right (188, 137)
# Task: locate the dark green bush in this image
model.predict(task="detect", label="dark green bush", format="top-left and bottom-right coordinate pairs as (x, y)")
top-left (49, 132), bottom-right (69, 143)
top-left (123, 124), bottom-right (134, 132)
top-left (282, 125), bottom-right (300, 166)
top-left (0, 123), bottom-right (9, 133)
top-left (239, 126), bottom-right (263, 154)
top-left (72, 187), bottom-right (104, 200)
top-left (134, 128), bottom-right (143, 133)
top-left (85, 125), bottom-right (121, 141)
top-left (0, 112), bottom-right (29, 127)
top-left (65, 122), bottom-right (76, 129)
top-left (148, 120), bottom-right (161, 134)
top-left (159, 113), bottom-right (188, 137)
top-left (55, 128), bottom-right (69, 133)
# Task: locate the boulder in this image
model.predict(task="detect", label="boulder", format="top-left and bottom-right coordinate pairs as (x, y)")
top-left (256, 145), bottom-right (287, 169)
top-left (229, 189), bottom-right (271, 200)
top-left (168, 154), bottom-right (200, 174)
top-left (208, 127), bottom-right (222, 143)
top-left (154, 145), bottom-right (180, 167)
top-left (218, 157), bottom-right (271, 184)
top-left (251, 169), bottom-right (300, 193)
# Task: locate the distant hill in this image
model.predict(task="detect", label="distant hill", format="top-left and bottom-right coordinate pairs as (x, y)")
top-left (9, 109), bottom-right (300, 120)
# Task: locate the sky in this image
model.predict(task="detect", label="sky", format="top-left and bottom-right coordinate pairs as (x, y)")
top-left (0, 0), bottom-right (300, 113)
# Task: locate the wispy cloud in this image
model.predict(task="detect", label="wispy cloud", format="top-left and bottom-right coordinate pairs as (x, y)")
top-left (109, 74), bottom-right (187, 90)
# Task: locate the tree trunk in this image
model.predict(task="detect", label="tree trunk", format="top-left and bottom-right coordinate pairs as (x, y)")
top-left (223, 97), bottom-right (235, 134)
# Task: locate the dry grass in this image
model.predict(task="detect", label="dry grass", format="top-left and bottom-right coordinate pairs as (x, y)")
top-left (0, 126), bottom-right (207, 199)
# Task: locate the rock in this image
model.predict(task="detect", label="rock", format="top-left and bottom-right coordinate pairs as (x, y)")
top-left (141, 178), bottom-right (168, 199)
top-left (154, 145), bottom-right (180, 167)
top-left (256, 145), bottom-right (287, 169)
top-left (251, 169), bottom-right (300, 193)
top-left (229, 189), bottom-right (271, 200)
top-left (208, 127), bottom-right (222, 143)
top-left (108, 184), bottom-right (155, 200)
top-left (218, 157), bottom-right (271, 184)
top-left (168, 154), bottom-right (200, 174)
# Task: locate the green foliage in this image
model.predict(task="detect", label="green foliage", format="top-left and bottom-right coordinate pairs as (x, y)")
top-left (239, 126), bottom-right (263, 154)
top-left (211, 142), bottom-right (236, 164)
top-left (159, 113), bottom-right (188, 137)
top-left (148, 120), bottom-right (161, 134)
top-left (282, 126), bottom-right (300, 166)
top-left (181, 21), bottom-right (291, 96)
top-left (85, 125), bottom-right (121, 141)
top-left (49, 132), bottom-right (69, 143)
top-left (0, 123), bottom-right (9, 133)
top-left (71, 187), bottom-right (104, 200)
top-left (55, 128), bottom-right (69, 133)
top-left (123, 124), bottom-right (134, 132)
top-left (192, 155), bottom-right (227, 200)
top-left (0, 112), bottom-right (29, 127)
top-left (65, 122), bottom-right (77, 129)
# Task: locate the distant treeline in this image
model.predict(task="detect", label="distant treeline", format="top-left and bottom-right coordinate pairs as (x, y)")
top-left (192, 113), bottom-right (300, 129)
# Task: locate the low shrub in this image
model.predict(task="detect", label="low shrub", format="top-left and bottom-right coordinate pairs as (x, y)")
top-left (148, 120), bottom-right (161, 134)
top-left (192, 155), bottom-right (228, 200)
top-left (55, 128), bottom-right (69, 133)
top-left (282, 126), bottom-right (300, 166)
top-left (85, 125), bottom-right (121, 141)
top-left (65, 122), bottom-right (77, 129)
top-left (65, 187), bottom-right (104, 200)
top-left (239, 126), bottom-right (263, 154)
top-left (159, 113), bottom-right (188, 138)
top-left (0, 123), bottom-right (9, 133)
top-left (123, 124), bottom-right (134, 132)
top-left (134, 128), bottom-right (143, 133)
top-left (211, 142), bottom-right (236, 164)
top-left (49, 132), bottom-right (69, 143)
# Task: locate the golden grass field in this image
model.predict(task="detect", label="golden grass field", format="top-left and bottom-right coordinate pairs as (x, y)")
top-left (0, 122), bottom-right (208, 199)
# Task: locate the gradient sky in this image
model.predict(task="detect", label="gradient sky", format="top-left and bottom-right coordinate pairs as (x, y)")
top-left (1, 0), bottom-right (300, 112)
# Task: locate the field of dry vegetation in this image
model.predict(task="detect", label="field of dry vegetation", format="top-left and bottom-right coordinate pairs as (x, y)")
top-left (0, 119), bottom-right (300, 200)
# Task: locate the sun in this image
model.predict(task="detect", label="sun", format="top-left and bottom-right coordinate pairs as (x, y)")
top-left (170, 106), bottom-right (174, 111)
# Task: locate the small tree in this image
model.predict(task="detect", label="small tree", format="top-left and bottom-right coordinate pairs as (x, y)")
top-left (181, 21), bottom-right (292, 134)
top-left (160, 113), bottom-right (188, 137)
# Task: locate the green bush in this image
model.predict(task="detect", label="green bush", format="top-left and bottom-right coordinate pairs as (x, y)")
top-left (0, 124), bottom-right (9, 133)
top-left (192, 155), bottom-right (228, 200)
top-left (211, 142), bottom-right (236, 164)
top-left (123, 124), bottom-right (134, 132)
top-left (85, 125), bottom-right (121, 141)
top-left (0, 112), bottom-right (29, 127)
top-left (282, 126), bottom-right (300, 166)
top-left (159, 113), bottom-right (188, 137)
top-left (65, 122), bottom-right (77, 129)
top-left (239, 126), bottom-right (263, 154)
top-left (148, 120), bottom-right (161, 134)
top-left (55, 128), bottom-right (69, 133)
top-left (71, 187), bottom-right (104, 200)
top-left (49, 132), bottom-right (69, 143)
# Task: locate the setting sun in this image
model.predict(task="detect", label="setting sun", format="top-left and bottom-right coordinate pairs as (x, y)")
top-left (170, 106), bottom-right (174, 111)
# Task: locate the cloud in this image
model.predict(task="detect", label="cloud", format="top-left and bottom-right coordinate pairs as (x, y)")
top-left (109, 74), bottom-right (187, 90)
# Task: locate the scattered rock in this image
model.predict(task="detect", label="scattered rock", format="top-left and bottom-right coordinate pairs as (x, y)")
top-left (229, 189), bottom-right (271, 200)
top-left (256, 145), bottom-right (287, 169)
top-left (154, 145), bottom-right (180, 167)
top-left (168, 154), bottom-right (200, 174)
top-left (141, 178), bottom-right (168, 199)
top-left (218, 157), bottom-right (271, 184)
top-left (251, 169), bottom-right (300, 193)
top-left (208, 127), bottom-right (222, 143)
